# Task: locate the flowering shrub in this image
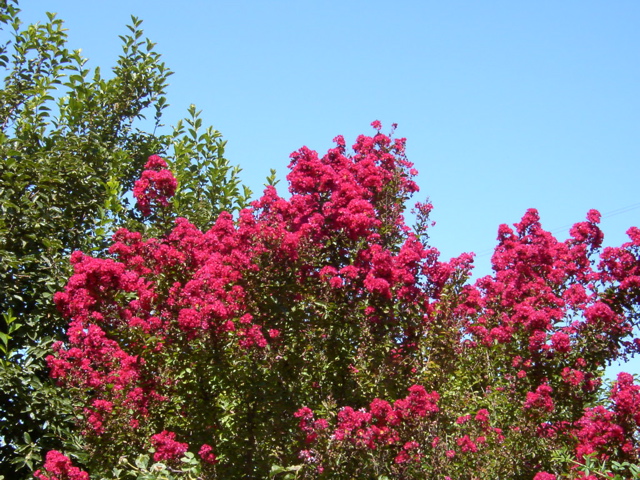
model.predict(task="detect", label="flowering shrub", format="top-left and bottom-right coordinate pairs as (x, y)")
top-left (42, 123), bottom-right (640, 478)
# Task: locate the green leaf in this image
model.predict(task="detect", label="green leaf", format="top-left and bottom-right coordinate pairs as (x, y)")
top-left (135, 454), bottom-right (149, 469)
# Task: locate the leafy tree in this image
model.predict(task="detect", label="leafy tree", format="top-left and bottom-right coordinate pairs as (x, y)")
top-left (37, 122), bottom-right (640, 479)
top-left (0, 2), bottom-right (249, 477)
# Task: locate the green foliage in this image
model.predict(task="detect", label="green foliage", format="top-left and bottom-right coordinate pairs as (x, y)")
top-left (164, 104), bottom-right (252, 230)
top-left (108, 452), bottom-right (204, 480)
top-left (551, 450), bottom-right (640, 479)
top-left (0, 2), bottom-right (249, 477)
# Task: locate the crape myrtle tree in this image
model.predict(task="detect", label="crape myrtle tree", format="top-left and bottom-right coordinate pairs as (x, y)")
top-left (0, 1), bottom-right (249, 477)
top-left (36, 121), bottom-right (640, 479)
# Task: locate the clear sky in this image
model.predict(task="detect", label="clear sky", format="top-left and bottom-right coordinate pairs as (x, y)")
top-left (18, 1), bottom-right (640, 377)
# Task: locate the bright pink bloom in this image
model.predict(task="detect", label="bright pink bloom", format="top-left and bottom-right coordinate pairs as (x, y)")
top-left (199, 444), bottom-right (218, 464)
top-left (34, 451), bottom-right (89, 480)
top-left (456, 435), bottom-right (477, 453)
top-left (150, 431), bottom-right (188, 462)
top-left (133, 155), bottom-right (178, 216)
top-left (533, 473), bottom-right (557, 480)
top-left (524, 383), bottom-right (555, 413)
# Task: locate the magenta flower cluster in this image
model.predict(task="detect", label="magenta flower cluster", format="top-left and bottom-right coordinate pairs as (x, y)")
top-left (133, 155), bottom-right (177, 216)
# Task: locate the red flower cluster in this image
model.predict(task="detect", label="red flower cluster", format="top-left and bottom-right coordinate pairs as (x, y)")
top-left (524, 383), bottom-right (555, 414)
top-left (571, 372), bottom-right (640, 461)
top-left (34, 451), bottom-right (89, 480)
top-left (462, 207), bottom-right (629, 360)
top-left (198, 444), bottom-right (218, 464)
top-left (295, 385), bottom-right (438, 466)
top-left (150, 430), bottom-right (188, 462)
top-left (133, 155), bottom-right (178, 216)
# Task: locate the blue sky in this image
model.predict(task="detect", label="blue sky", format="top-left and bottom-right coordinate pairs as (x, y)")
top-left (19, 1), bottom-right (640, 377)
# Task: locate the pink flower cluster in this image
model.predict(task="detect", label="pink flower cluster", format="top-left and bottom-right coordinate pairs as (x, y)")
top-left (133, 155), bottom-right (178, 216)
top-left (462, 207), bottom-right (628, 360)
top-left (571, 372), bottom-right (640, 461)
top-left (457, 207), bottom-right (640, 422)
top-left (150, 430), bottom-right (188, 462)
top-left (49, 251), bottom-right (159, 434)
top-left (198, 444), bottom-right (218, 464)
top-left (524, 383), bottom-right (555, 414)
top-left (295, 388), bottom-right (509, 473)
top-left (295, 385), bottom-right (439, 465)
top-left (34, 451), bottom-right (89, 480)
